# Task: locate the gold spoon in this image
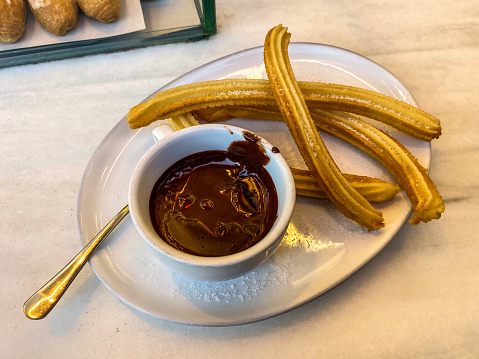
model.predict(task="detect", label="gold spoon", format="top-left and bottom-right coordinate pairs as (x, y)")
top-left (23, 205), bottom-right (130, 320)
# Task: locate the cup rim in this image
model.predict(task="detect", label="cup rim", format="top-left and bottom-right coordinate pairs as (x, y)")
top-left (128, 124), bottom-right (296, 269)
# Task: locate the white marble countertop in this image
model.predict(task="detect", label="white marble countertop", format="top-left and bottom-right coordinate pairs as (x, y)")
top-left (2, 0), bottom-right (478, 357)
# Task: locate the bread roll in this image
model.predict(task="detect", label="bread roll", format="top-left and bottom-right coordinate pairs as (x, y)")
top-left (77, 0), bottom-right (119, 23)
top-left (28, 0), bottom-right (78, 35)
top-left (0, 0), bottom-right (27, 43)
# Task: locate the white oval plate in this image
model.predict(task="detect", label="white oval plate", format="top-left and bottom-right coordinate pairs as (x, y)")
top-left (77, 43), bottom-right (429, 326)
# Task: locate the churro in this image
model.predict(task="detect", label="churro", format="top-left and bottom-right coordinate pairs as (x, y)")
top-left (194, 105), bottom-right (444, 224)
top-left (263, 24), bottom-right (384, 230)
top-left (310, 109), bottom-right (444, 223)
top-left (168, 112), bottom-right (200, 131)
top-left (292, 168), bottom-right (400, 203)
top-left (127, 79), bottom-right (441, 141)
top-left (127, 79), bottom-right (275, 130)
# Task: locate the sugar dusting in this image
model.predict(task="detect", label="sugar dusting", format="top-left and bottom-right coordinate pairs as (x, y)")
top-left (168, 264), bottom-right (293, 303)
top-left (131, 254), bottom-right (295, 303)
top-left (168, 231), bottom-right (321, 303)
top-left (130, 214), bottom-right (351, 305)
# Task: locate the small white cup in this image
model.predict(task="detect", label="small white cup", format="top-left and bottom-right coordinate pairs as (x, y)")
top-left (128, 123), bottom-right (296, 281)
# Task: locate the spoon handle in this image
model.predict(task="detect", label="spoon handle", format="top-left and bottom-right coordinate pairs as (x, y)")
top-left (23, 205), bottom-right (130, 320)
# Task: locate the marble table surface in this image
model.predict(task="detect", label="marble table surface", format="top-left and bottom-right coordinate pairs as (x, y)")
top-left (2, 0), bottom-right (478, 357)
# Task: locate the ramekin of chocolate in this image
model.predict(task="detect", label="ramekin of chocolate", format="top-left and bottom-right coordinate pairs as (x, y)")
top-left (128, 123), bottom-right (296, 281)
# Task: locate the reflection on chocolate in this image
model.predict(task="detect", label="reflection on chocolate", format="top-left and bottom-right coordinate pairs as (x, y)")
top-left (149, 133), bottom-right (278, 257)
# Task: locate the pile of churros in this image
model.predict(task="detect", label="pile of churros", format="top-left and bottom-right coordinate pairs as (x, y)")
top-left (0, 0), bottom-right (119, 44)
top-left (127, 24), bottom-right (445, 231)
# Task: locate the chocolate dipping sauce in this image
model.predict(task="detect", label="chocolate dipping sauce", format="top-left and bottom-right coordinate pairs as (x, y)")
top-left (149, 132), bottom-right (278, 257)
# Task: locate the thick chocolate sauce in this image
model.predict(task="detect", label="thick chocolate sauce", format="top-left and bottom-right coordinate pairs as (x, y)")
top-left (149, 132), bottom-right (278, 257)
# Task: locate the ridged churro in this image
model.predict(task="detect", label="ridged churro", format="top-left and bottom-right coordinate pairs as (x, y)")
top-left (263, 24), bottom-right (384, 230)
top-left (168, 112), bottom-right (200, 131)
top-left (291, 168), bottom-right (400, 203)
top-left (310, 109), bottom-right (444, 224)
top-left (127, 79), bottom-right (275, 130)
top-left (127, 79), bottom-right (441, 141)
top-left (193, 105), bottom-right (444, 224)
